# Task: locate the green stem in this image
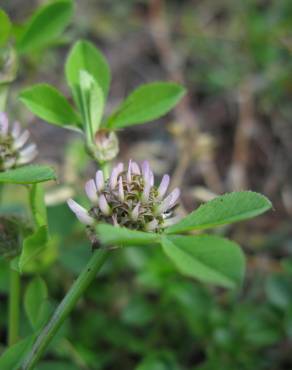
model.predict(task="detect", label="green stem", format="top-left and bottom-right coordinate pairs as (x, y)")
top-left (100, 161), bottom-right (110, 179)
top-left (0, 85), bottom-right (8, 111)
top-left (22, 249), bottom-right (109, 370)
top-left (0, 184), bottom-right (4, 204)
top-left (8, 265), bottom-right (20, 346)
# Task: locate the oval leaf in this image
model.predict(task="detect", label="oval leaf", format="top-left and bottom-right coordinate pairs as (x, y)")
top-left (19, 225), bottom-right (48, 272)
top-left (65, 40), bottom-right (111, 98)
top-left (24, 276), bottom-right (48, 329)
top-left (0, 9), bottom-right (11, 46)
top-left (161, 235), bottom-right (245, 288)
top-left (19, 84), bottom-right (81, 129)
top-left (77, 70), bottom-right (104, 136)
top-left (0, 335), bottom-right (35, 370)
top-left (106, 82), bottom-right (186, 129)
top-left (96, 223), bottom-right (160, 247)
top-left (166, 191), bottom-right (272, 234)
top-left (17, 0), bottom-right (73, 53)
top-left (0, 165), bottom-right (56, 184)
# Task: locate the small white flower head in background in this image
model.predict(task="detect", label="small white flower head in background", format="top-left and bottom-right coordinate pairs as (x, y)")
top-left (0, 112), bottom-right (37, 172)
top-left (67, 160), bottom-right (181, 233)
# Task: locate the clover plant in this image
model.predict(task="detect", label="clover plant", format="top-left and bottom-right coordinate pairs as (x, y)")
top-left (0, 3), bottom-right (272, 369)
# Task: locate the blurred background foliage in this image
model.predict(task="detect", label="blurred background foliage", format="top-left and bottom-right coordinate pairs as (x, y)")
top-left (1, 0), bottom-right (292, 369)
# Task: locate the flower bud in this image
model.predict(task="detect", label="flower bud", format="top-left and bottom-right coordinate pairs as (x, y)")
top-left (93, 130), bottom-right (119, 162)
top-left (0, 46), bottom-right (18, 85)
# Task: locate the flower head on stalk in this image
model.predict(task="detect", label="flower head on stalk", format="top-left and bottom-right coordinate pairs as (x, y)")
top-left (67, 160), bottom-right (181, 234)
top-left (0, 112), bottom-right (37, 172)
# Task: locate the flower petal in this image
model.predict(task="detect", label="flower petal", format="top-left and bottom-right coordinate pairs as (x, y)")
top-left (67, 199), bottom-right (94, 225)
top-left (110, 162), bottom-right (124, 189)
top-left (0, 112), bottom-right (9, 135)
top-left (13, 130), bottom-right (30, 149)
top-left (131, 161), bottom-right (141, 175)
top-left (85, 179), bottom-right (98, 203)
top-left (157, 174), bottom-right (170, 200)
top-left (168, 188), bottom-right (180, 208)
top-left (131, 202), bottom-right (140, 221)
top-left (118, 176), bottom-right (124, 201)
top-left (127, 159), bottom-right (132, 183)
top-left (98, 194), bottom-right (111, 216)
top-left (11, 122), bottom-right (21, 138)
top-left (145, 218), bottom-right (158, 231)
top-left (18, 144), bottom-right (37, 164)
top-left (162, 215), bottom-right (181, 227)
top-left (95, 170), bottom-right (105, 192)
top-left (155, 188), bottom-right (180, 215)
top-left (141, 160), bottom-right (150, 179)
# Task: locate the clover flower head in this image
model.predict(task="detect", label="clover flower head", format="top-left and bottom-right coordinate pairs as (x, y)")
top-left (0, 112), bottom-right (37, 172)
top-left (67, 160), bottom-right (181, 233)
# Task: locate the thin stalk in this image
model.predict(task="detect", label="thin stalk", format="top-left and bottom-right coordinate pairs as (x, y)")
top-left (22, 249), bottom-right (109, 370)
top-left (8, 265), bottom-right (20, 346)
top-left (100, 161), bottom-right (110, 179)
top-left (0, 85), bottom-right (8, 111)
top-left (0, 184), bottom-right (4, 203)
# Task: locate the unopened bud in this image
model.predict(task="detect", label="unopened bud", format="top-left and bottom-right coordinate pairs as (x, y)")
top-left (93, 130), bottom-right (119, 162)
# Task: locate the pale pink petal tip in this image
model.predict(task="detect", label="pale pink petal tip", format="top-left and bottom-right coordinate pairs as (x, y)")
top-left (18, 144), bottom-right (38, 164)
top-left (98, 194), bottom-right (111, 216)
top-left (127, 159), bottom-right (132, 183)
top-left (157, 174), bottom-right (170, 199)
top-left (67, 199), bottom-right (94, 225)
top-left (110, 163), bottom-right (124, 189)
top-left (131, 161), bottom-right (141, 175)
top-left (131, 202), bottom-right (140, 221)
top-left (118, 176), bottom-right (124, 201)
top-left (13, 130), bottom-right (30, 149)
top-left (11, 122), bottom-right (21, 138)
top-left (85, 179), bottom-right (98, 203)
top-left (95, 170), bottom-right (104, 192)
top-left (156, 188), bottom-right (180, 215)
top-left (0, 112), bottom-right (9, 134)
top-left (141, 160), bottom-right (150, 178)
top-left (163, 215), bottom-right (181, 228)
top-left (145, 219), bottom-right (158, 231)
top-left (168, 188), bottom-right (180, 208)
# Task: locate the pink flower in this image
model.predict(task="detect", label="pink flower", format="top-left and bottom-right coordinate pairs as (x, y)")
top-left (0, 112), bottom-right (37, 171)
top-left (67, 160), bottom-right (180, 232)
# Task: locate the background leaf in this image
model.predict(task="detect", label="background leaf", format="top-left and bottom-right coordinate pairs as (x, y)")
top-left (0, 9), bottom-right (11, 46)
top-left (166, 191), bottom-right (272, 234)
top-left (19, 84), bottom-right (81, 129)
top-left (96, 224), bottom-right (160, 247)
top-left (17, 0), bottom-right (73, 53)
top-left (161, 235), bottom-right (245, 288)
top-left (106, 82), bottom-right (186, 129)
top-left (65, 40), bottom-right (111, 98)
top-left (0, 165), bottom-right (56, 184)
top-left (24, 276), bottom-right (48, 329)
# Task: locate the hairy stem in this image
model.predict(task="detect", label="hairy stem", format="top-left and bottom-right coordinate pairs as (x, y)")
top-left (8, 265), bottom-right (20, 346)
top-left (22, 249), bottom-right (109, 370)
